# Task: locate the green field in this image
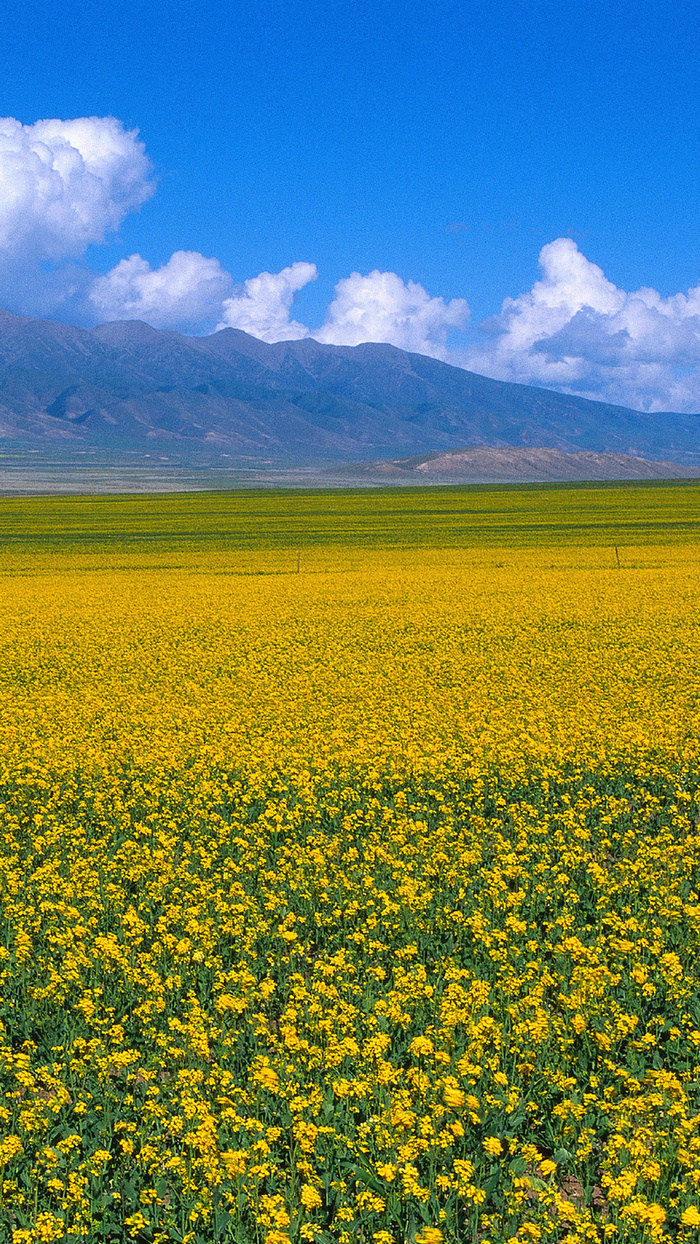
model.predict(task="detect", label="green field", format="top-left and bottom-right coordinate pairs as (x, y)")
top-left (0, 479), bottom-right (699, 564)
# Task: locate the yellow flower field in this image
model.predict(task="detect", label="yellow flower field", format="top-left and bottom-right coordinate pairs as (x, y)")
top-left (2, 484), bottom-right (700, 1243)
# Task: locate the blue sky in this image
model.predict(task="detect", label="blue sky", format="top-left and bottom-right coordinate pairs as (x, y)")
top-left (2, 0), bottom-right (700, 411)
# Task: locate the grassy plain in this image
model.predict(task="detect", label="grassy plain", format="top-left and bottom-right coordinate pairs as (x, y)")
top-left (1, 479), bottom-right (700, 562)
top-left (1, 482), bottom-right (700, 1244)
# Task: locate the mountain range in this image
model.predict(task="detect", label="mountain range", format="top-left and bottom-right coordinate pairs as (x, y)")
top-left (1, 306), bottom-right (699, 468)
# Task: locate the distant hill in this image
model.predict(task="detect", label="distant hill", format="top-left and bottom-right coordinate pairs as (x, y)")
top-left (1, 307), bottom-right (699, 467)
top-left (341, 447), bottom-right (700, 483)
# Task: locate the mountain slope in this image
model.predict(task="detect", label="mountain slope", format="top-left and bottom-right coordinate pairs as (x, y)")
top-left (0, 308), bottom-right (699, 464)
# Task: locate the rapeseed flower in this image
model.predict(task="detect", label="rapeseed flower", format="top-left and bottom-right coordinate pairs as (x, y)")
top-left (1, 508), bottom-right (700, 1240)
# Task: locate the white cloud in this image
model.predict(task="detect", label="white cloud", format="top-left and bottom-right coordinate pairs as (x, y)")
top-left (91, 251), bottom-right (233, 334)
top-left (313, 269), bottom-right (469, 356)
top-left (0, 115), bottom-right (153, 262)
top-left (464, 238), bottom-right (700, 411)
top-left (216, 262), bottom-right (317, 341)
top-left (215, 265), bottom-right (469, 356)
top-left (0, 114), bottom-right (154, 318)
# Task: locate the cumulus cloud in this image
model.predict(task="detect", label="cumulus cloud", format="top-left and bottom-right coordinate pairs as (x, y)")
top-left (313, 269), bottom-right (469, 356)
top-left (215, 265), bottom-right (470, 357)
top-left (0, 115), bottom-right (153, 260)
top-left (216, 262), bottom-right (317, 341)
top-left (91, 251), bottom-right (233, 334)
top-left (464, 238), bottom-right (700, 411)
top-left (0, 115), bottom-right (154, 317)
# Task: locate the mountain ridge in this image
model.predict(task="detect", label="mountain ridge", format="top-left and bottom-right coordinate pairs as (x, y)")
top-left (0, 308), bottom-right (699, 466)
